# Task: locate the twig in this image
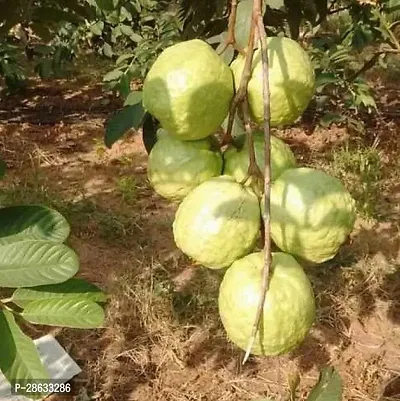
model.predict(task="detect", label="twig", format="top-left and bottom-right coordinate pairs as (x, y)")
top-left (218, 0), bottom-right (246, 56)
top-left (221, 1), bottom-right (258, 146)
top-left (242, 0), bottom-right (272, 365)
top-left (347, 48), bottom-right (400, 82)
top-left (240, 100), bottom-right (263, 187)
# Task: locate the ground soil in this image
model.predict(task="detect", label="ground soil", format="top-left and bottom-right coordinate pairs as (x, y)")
top-left (0, 68), bottom-right (399, 401)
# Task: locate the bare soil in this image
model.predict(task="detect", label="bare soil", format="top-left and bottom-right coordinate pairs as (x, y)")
top-left (0, 71), bottom-right (399, 401)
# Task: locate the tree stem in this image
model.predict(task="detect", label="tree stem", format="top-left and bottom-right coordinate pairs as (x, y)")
top-left (221, 0), bottom-right (257, 146)
top-left (218, 0), bottom-right (246, 56)
top-left (242, 0), bottom-right (272, 365)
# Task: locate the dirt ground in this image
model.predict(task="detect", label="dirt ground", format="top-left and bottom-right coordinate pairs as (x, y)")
top-left (0, 66), bottom-right (399, 401)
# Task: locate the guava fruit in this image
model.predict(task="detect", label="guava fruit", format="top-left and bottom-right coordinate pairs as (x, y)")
top-left (143, 39), bottom-right (234, 141)
top-left (218, 251), bottom-right (315, 356)
top-left (223, 131), bottom-right (296, 185)
top-left (265, 167), bottom-right (356, 263)
top-left (173, 175), bottom-right (261, 269)
top-left (230, 37), bottom-right (315, 127)
top-left (147, 130), bottom-right (223, 201)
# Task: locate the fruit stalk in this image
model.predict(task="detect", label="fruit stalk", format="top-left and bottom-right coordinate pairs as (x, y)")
top-left (242, 0), bottom-right (272, 365)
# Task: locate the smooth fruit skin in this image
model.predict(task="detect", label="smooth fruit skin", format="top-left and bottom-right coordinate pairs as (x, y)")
top-left (223, 131), bottom-right (296, 185)
top-left (143, 39), bottom-right (234, 141)
top-left (268, 167), bottom-right (356, 263)
top-left (173, 176), bottom-right (261, 269)
top-left (230, 37), bottom-right (315, 127)
top-left (218, 251), bottom-right (316, 356)
top-left (147, 130), bottom-right (223, 201)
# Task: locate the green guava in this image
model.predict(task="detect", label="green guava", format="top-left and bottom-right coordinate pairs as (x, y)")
top-left (173, 175), bottom-right (261, 269)
top-left (223, 131), bottom-right (296, 185)
top-left (147, 130), bottom-right (223, 201)
top-left (218, 251), bottom-right (315, 356)
top-left (143, 39), bottom-right (234, 141)
top-left (265, 167), bottom-right (356, 263)
top-left (230, 37), bottom-right (315, 127)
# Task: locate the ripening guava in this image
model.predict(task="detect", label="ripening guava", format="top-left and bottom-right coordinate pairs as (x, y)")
top-left (143, 39), bottom-right (234, 141)
top-left (223, 131), bottom-right (296, 185)
top-left (266, 167), bottom-right (356, 263)
top-left (218, 251), bottom-right (316, 356)
top-left (147, 130), bottom-right (223, 201)
top-left (230, 37), bottom-right (315, 127)
top-left (173, 176), bottom-right (261, 269)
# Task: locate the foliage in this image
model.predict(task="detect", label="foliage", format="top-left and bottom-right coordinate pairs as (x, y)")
top-left (0, 166), bottom-right (106, 396)
top-left (251, 367), bottom-right (343, 401)
top-left (308, 0), bottom-right (400, 131)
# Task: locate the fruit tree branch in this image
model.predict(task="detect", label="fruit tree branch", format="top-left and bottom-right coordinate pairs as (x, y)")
top-left (240, 100), bottom-right (263, 188)
top-left (218, 0), bottom-right (246, 57)
top-left (221, 2), bottom-right (258, 146)
top-left (242, 0), bottom-right (272, 365)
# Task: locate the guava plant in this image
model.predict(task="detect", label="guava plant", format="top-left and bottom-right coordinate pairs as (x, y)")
top-left (102, 0), bottom-right (358, 369)
top-left (0, 201), bottom-right (106, 398)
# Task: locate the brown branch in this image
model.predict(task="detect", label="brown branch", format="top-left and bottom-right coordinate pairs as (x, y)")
top-left (220, 1), bottom-right (258, 147)
top-left (242, 0), bottom-right (272, 365)
top-left (240, 100), bottom-right (263, 189)
top-left (218, 0), bottom-right (246, 56)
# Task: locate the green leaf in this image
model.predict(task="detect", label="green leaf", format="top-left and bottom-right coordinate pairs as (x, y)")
top-left (0, 205), bottom-right (70, 245)
top-left (0, 241), bottom-right (79, 288)
top-left (319, 112), bottom-right (345, 127)
top-left (234, 0), bottom-right (267, 47)
top-left (95, 0), bottom-right (115, 11)
top-left (0, 158), bottom-right (6, 179)
top-left (234, 0), bottom-right (254, 48)
top-left (11, 278), bottom-right (107, 308)
top-left (120, 6), bottom-right (132, 21)
top-left (265, 0), bottom-right (284, 9)
top-left (142, 113), bottom-right (159, 155)
top-left (21, 299), bottom-right (105, 329)
top-left (35, 59), bottom-right (53, 79)
top-left (118, 74), bottom-right (131, 99)
top-left (116, 53), bottom-right (134, 65)
top-left (129, 32), bottom-right (143, 43)
top-left (0, 310), bottom-right (49, 388)
top-left (315, 73), bottom-right (338, 89)
top-left (307, 367), bottom-right (343, 401)
top-left (104, 103), bottom-right (146, 148)
top-left (90, 21), bottom-right (104, 36)
top-left (103, 69), bottom-right (124, 82)
top-left (103, 42), bottom-right (114, 58)
top-left (124, 91), bottom-right (143, 106)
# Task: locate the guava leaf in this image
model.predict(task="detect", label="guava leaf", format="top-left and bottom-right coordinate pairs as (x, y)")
top-left (0, 310), bottom-right (49, 394)
top-left (307, 367), bottom-right (343, 401)
top-left (90, 21), bottom-right (104, 36)
top-left (319, 112), bottom-right (345, 127)
top-left (124, 91), bottom-right (143, 106)
top-left (21, 299), bottom-right (105, 329)
top-left (0, 205), bottom-right (70, 245)
top-left (142, 113), bottom-right (159, 155)
top-left (0, 241), bottom-right (79, 288)
top-left (11, 278), bottom-right (107, 308)
top-left (103, 69), bottom-right (124, 82)
top-left (235, 0), bottom-right (267, 48)
top-left (105, 103), bottom-right (146, 148)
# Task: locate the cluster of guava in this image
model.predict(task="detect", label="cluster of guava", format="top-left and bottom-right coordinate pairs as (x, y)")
top-left (142, 38), bottom-right (356, 357)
